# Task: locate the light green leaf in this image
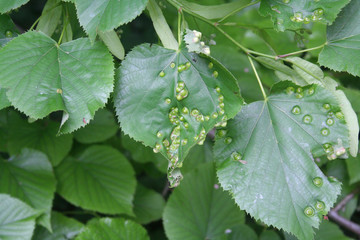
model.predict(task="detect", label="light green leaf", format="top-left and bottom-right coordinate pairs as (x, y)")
top-left (168, 0), bottom-right (253, 20)
top-left (74, 108), bottom-right (118, 144)
top-left (0, 194), bottom-right (39, 240)
top-left (319, 0), bottom-right (360, 77)
top-left (163, 162), bottom-right (245, 240)
top-left (75, 0), bottom-right (149, 41)
top-left (214, 82), bottom-right (349, 240)
top-left (98, 30), bottom-right (125, 60)
top-left (0, 0), bottom-right (29, 13)
top-left (0, 31), bottom-right (114, 134)
top-left (259, 0), bottom-right (350, 31)
top-left (0, 149), bottom-right (56, 231)
top-left (133, 184), bottom-right (165, 224)
top-left (7, 110), bottom-right (73, 166)
top-left (75, 218), bottom-right (149, 240)
top-left (55, 145), bottom-right (136, 215)
top-left (36, 0), bottom-right (62, 37)
top-left (115, 43), bottom-right (243, 187)
top-left (33, 212), bottom-right (84, 240)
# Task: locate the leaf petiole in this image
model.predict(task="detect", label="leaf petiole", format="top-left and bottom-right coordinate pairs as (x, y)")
top-left (248, 55), bottom-right (267, 100)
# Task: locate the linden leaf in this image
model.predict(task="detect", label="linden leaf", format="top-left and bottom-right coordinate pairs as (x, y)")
top-left (214, 82), bottom-right (349, 240)
top-left (0, 0), bottom-right (30, 13)
top-left (0, 31), bottom-right (114, 134)
top-left (114, 43), bottom-right (243, 187)
top-left (259, 0), bottom-right (350, 31)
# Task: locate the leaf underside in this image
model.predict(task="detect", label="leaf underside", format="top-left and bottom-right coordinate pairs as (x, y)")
top-left (214, 82), bottom-right (348, 240)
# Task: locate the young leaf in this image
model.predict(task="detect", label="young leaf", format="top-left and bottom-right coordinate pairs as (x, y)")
top-left (0, 149), bottom-right (56, 231)
top-left (74, 108), bottom-right (118, 144)
top-left (0, 194), bottom-right (39, 240)
top-left (214, 82), bottom-right (349, 240)
top-left (7, 110), bottom-right (73, 166)
top-left (36, 0), bottom-right (62, 37)
top-left (163, 162), bottom-right (245, 240)
top-left (0, 0), bottom-right (30, 13)
top-left (259, 0), bottom-right (350, 31)
top-left (318, 0), bottom-right (360, 77)
top-left (75, 218), bottom-right (149, 240)
top-left (75, 0), bottom-right (149, 41)
top-left (55, 145), bottom-right (136, 215)
top-left (32, 212), bottom-right (84, 240)
top-left (133, 184), bottom-right (165, 224)
top-left (115, 43), bottom-right (243, 187)
top-left (0, 31), bottom-right (114, 134)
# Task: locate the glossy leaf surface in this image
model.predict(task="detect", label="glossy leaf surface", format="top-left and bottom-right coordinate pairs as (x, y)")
top-left (0, 0), bottom-right (29, 13)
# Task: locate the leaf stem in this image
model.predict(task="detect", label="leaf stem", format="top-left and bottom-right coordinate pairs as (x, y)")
top-left (29, 3), bottom-right (62, 31)
top-left (247, 55), bottom-right (267, 100)
top-left (277, 44), bottom-right (325, 58)
top-left (57, 7), bottom-right (68, 45)
top-left (178, 8), bottom-right (182, 46)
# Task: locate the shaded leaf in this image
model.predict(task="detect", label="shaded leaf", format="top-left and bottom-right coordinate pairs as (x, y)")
top-left (0, 149), bottom-right (56, 231)
top-left (163, 162), bottom-right (245, 240)
top-left (36, 0), bottom-right (62, 37)
top-left (214, 82), bottom-right (349, 240)
top-left (0, 31), bottom-right (114, 134)
top-left (314, 221), bottom-right (350, 240)
top-left (55, 145), bottom-right (136, 215)
top-left (0, 0), bottom-right (30, 13)
top-left (227, 224), bottom-right (258, 240)
top-left (75, 218), bottom-right (149, 240)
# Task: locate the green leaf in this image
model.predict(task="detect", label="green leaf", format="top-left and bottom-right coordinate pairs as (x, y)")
top-left (75, 0), bottom-right (149, 41)
top-left (0, 31), bottom-right (114, 134)
top-left (75, 218), bottom-right (149, 240)
top-left (33, 212), bottom-right (84, 240)
top-left (98, 30), bottom-right (125, 60)
top-left (259, 230), bottom-right (281, 240)
top-left (74, 108), bottom-right (118, 144)
top-left (214, 82), bottom-right (349, 240)
top-left (55, 145), bottom-right (136, 215)
top-left (0, 14), bottom-right (18, 47)
top-left (133, 184), bottom-right (165, 224)
top-left (318, 0), bottom-right (360, 77)
top-left (168, 0), bottom-right (253, 20)
top-left (314, 221), bottom-right (350, 240)
top-left (0, 194), bottom-right (39, 239)
top-left (259, 0), bottom-right (350, 31)
top-left (7, 110), bottom-right (73, 166)
top-left (163, 162), bottom-right (245, 240)
top-left (0, 88), bottom-right (10, 110)
top-left (227, 224), bottom-right (258, 240)
top-left (36, 0), bottom-right (62, 37)
top-left (0, 149), bottom-right (56, 231)
top-left (345, 145), bottom-right (360, 185)
top-left (115, 43), bottom-right (243, 187)
top-left (0, 0), bottom-right (30, 13)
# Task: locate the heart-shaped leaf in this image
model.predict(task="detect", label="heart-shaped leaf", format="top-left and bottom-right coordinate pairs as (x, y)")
top-left (114, 43), bottom-right (243, 187)
top-left (214, 81), bottom-right (350, 240)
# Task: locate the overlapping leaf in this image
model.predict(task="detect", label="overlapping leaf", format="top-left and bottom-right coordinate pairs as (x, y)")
top-left (0, 194), bottom-right (39, 240)
top-left (214, 82), bottom-right (350, 240)
top-left (75, 0), bottom-right (148, 41)
top-left (259, 0), bottom-right (350, 31)
top-left (0, 149), bottom-right (56, 231)
top-left (7, 110), bottom-right (73, 166)
top-left (55, 145), bottom-right (136, 215)
top-left (75, 218), bottom-right (149, 240)
top-left (115, 43), bottom-right (243, 187)
top-left (318, 0), bottom-right (360, 77)
top-left (0, 31), bottom-right (114, 134)
top-left (163, 162), bottom-right (245, 240)
top-left (0, 0), bottom-right (29, 13)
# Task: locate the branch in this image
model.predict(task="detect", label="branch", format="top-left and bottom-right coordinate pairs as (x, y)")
top-left (328, 188), bottom-right (360, 236)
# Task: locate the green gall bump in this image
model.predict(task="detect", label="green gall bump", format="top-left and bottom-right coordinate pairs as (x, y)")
top-left (185, 62), bottom-right (191, 69)
top-left (204, 116), bottom-right (210, 121)
top-left (5, 30), bottom-right (12, 38)
top-left (153, 143), bottom-right (162, 153)
top-left (181, 139), bottom-right (188, 145)
top-left (335, 112), bottom-right (344, 120)
top-left (304, 17), bottom-right (310, 24)
top-left (219, 102), bottom-right (225, 108)
top-left (323, 103), bottom-right (331, 111)
top-left (219, 109), bottom-right (225, 115)
top-left (165, 98), bottom-right (171, 104)
top-left (224, 137), bottom-right (232, 144)
top-left (163, 139), bottom-right (170, 147)
top-left (295, 92), bottom-right (304, 99)
top-left (321, 128), bottom-right (330, 136)
top-left (231, 152), bottom-right (242, 161)
top-left (304, 206), bottom-right (315, 217)
top-left (213, 71), bottom-right (218, 78)
top-left (303, 115), bottom-right (312, 124)
top-left (170, 62), bottom-right (175, 68)
top-left (184, 122), bottom-right (189, 129)
top-left (215, 87), bottom-right (221, 93)
top-left (191, 109), bottom-right (199, 117)
top-left (307, 87), bottom-right (315, 95)
top-left (178, 65), bottom-right (186, 72)
top-left (212, 112), bottom-right (218, 119)
top-left (315, 201), bottom-right (325, 211)
top-left (290, 16), bottom-right (296, 22)
top-left (326, 118), bottom-right (334, 126)
top-left (314, 8), bottom-right (324, 17)
top-left (218, 95), bottom-right (224, 102)
top-left (296, 88), bottom-right (303, 93)
top-left (156, 131), bottom-right (163, 138)
top-left (217, 130), bottom-right (227, 138)
top-left (282, 0), bottom-right (290, 3)
top-left (196, 115), bottom-right (204, 122)
top-left (182, 107), bottom-right (189, 114)
top-left (328, 176), bottom-right (338, 183)
top-left (159, 71), bottom-right (165, 77)
top-left (208, 62), bottom-right (213, 69)
top-left (291, 105), bottom-right (301, 115)
top-left (286, 87), bottom-right (294, 94)
top-left (313, 177), bottom-right (323, 187)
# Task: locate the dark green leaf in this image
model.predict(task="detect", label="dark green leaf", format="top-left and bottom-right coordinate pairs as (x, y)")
top-left (75, 0), bottom-right (149, 41)
top-left (259, 0), bottom-right (350, 31)
top-left (0, 194), bottom-right (39, 239)
top-left (7, 110), bottom-right (73, 166)
top-left (314, 221), bottom-right (350, 240)
top-left (0, 14), bottom-right (18, 47)
top-left (115, 43), bottom-right (243, 187)
top-left (163, 162), bottom-right (245, 240)
top-left (75, 218), bottom-right (149, 240)
top-left (74, 108), bottom-right (118, 144)
top-left (0, 0), bottom-right (30, 13)
top-left (214, 82), bottom-right (349, 240)
top-left (0, 31), bottom-right (114, 134)
top-left (227, 224), bottom-right (258, 240)
top-left (55, 145), bottom-right (136, 215)
top-left (319, 0), bottom-right (360, 76)
top-left (33, 211), bottom-right (84, 240)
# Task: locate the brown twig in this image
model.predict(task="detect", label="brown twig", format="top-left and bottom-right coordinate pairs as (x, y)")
top-left (328, 188), bottom-right (360, 236)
